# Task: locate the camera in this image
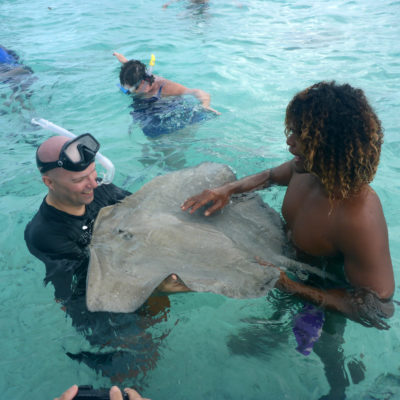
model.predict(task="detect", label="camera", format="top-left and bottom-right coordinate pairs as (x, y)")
top-left (74, 385), bottom-right (129, 400)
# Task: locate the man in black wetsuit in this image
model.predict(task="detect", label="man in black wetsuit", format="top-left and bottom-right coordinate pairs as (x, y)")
top-left (24, 134), bottom-right (170, 381)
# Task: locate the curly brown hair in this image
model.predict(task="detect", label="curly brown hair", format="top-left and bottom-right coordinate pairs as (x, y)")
top-left (285, 81), bottom-right (383, 200)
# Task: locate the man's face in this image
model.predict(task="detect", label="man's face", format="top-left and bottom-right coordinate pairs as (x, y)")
top-left (45, 162), bottom-right (98, 208)
top-left (286, 132), bottom-right (307, 173)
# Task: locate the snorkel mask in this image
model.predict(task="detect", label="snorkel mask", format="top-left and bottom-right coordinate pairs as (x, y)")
top-left (36, 133), bottom-right (100, 173)
top-left (31, 118), bottom-right (115, 184)
top-left (117, 54), bottom-right (156, 94)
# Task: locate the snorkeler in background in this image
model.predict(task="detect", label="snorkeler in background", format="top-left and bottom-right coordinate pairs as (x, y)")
top-left (0, 45), bottom-right (31, 78)
top-left (114, 52), bottom-right (220, 139)
top-left (0, 44), bottom-right (36, 109)
top-left (113, 52), bottom-right (220, 115)
top-left (162, 0), bottom-right (209, 8)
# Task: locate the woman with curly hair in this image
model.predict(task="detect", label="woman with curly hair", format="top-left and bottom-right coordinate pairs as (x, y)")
top-left (182, 81), bottom-right (394, 327)
top-left (182, 81), bottom-right (394, 398)
top-left (284, 81), bottom-right (383, 201)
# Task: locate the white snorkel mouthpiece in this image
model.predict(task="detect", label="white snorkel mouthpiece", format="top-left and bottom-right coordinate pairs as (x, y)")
top-left (31, 118), bottom-right (115, 185)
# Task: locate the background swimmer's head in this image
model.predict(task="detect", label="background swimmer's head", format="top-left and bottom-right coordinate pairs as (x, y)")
top-left (119, 60), bottom-right (155, 90)
top-left (284, 81), bottom-right (383, 200)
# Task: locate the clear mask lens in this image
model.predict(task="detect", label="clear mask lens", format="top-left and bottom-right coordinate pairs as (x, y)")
top-left (63, 134), bottom-right (99, 165)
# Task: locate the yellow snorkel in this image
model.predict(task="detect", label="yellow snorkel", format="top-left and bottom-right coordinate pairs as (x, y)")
top-left (147, 54), bottom-right (156, 75)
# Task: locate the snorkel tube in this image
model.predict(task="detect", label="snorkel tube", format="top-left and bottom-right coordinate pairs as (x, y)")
top-left (147, 54), bottom-right (156, 75)
top-left (138, 54), bottom-right (156, 92)
top-left (31, 118), bottom-right (115, 185)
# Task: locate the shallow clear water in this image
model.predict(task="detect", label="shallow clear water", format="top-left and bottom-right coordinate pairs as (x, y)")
top-left (1, 0), bottom-right (400, 399)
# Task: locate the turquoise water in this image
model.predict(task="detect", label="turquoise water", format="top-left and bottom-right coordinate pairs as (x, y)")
top-left (1, 0), bottom-right (400, 399)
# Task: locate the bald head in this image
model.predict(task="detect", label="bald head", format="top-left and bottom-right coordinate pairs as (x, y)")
top-left (36, 135), bottom-right (99, 214)
top-left (37, 136), bottom-right (70, 166)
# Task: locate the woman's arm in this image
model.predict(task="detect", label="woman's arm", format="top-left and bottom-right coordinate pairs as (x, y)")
top-left (185, 88), bottom-right (220, 115)
top-left (181, 161), bottom-right (294, 216)
top-left (257, 259), bottom-right (393, 330)
top-left (159, 80), bottom-right (221, 114)
top-left (113, 52), bottom-right (128, 64)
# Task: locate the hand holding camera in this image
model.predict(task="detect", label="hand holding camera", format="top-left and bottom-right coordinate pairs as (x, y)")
top-left (54, 385), bottom-right (149, 400)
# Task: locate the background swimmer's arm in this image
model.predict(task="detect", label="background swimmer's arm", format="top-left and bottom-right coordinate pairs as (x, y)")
top-left (163, 0), bottom-right (179, 8)
top-left (0, 67), bottom-right (30, 79)
top-left (181, 161), bottom-right (293, 216)
top-left (113, 52), bottom-right (128, 64)
top-left (160, 80), bottom-right (221, 114)
top-left (185, 88), bottom-right (221, 115)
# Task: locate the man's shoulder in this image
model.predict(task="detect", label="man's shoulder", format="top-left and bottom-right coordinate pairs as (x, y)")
top-left (24, 201), bottom-right (66, 252)
top-left (334, 186), bottom-right (387, 236)
top-left (25, 200), bottom-right (49, 235)
top-left (338, 186), bottom-right (383, 216)
top-left (24, 198), bottom-right (86, 258)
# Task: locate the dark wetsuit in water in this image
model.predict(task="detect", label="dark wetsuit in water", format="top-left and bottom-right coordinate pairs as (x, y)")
top-left (24, 183), bottom-right (163, 380)
top-left (130, 84), bottom-right (214, 138)
top-left (25, 183), bottom-right (130, 304)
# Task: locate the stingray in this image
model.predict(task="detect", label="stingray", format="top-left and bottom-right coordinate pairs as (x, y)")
top-left (87, 162), bottom-right (335, 313)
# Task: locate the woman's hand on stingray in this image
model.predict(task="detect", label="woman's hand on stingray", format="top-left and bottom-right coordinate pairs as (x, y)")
top-left (181, 187), bottom-right (231, 216)
top-left (255, 257), bottom-right (290, 290)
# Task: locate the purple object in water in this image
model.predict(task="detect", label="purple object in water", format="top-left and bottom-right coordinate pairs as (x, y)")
top-left (293, 304), bottom-right (325, 356)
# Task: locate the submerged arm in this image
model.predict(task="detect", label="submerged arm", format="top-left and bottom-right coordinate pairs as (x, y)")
top-left (185, 88), bottom-right (220, 114)
top-left (275, 273), bottom-right (393, 329)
